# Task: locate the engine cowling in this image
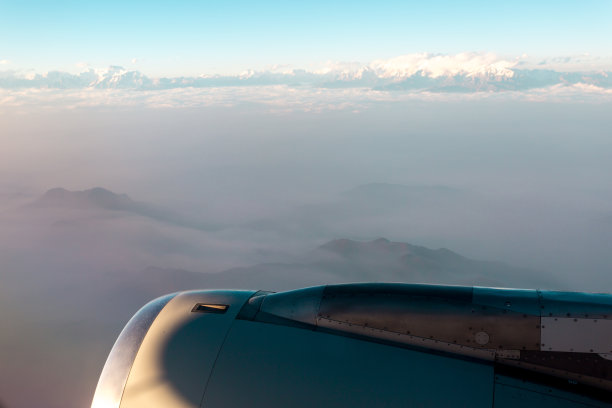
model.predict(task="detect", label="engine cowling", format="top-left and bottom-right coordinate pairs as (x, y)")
top-left (92, 284), bottom-right (612, 408)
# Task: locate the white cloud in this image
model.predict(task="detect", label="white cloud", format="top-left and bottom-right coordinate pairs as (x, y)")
top-left (0, 52), bottom-right (610, 109)
top-left (264, 64), bottom-right (295, 75)
top-left (523, 54), bottom-right (612, 72)
top-left (226, 53), bottom-right (520, 82)
top-left (1, 82), bottom-right (611, 114)
top-left (369, 52), bottom-right (516, 79)
top-left (311, 61), bottom-right (367, 80)
top-left (0, 59), bottom-right (10, 65)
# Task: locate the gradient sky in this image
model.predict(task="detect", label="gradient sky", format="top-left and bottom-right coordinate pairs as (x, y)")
top-left (1, 0), bottom-right (611, 76)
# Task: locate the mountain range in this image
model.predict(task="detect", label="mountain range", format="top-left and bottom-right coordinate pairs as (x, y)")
top-left (133, 237), bottom-right (553, 295)
top-left (0, 185), bottom-right (563, 408)
top-left (27, 187), bottom-right (217, 231)
top-left (2, 64), bottom-right (610, 92)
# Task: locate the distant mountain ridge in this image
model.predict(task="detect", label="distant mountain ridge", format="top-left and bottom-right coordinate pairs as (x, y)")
top-left (32, 187), bottom-right (135, 211)
top-left (2, 63), bottom-right (611, 92)
top-left (28, 187), bottom-right (217, 231)
top-left (138, 237), bottom-right (553, 292)
top-left (319, 237), bottom-right (465, 263)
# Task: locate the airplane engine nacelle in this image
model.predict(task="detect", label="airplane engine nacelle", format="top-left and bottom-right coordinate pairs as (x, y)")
top-left (92, 284), bottom-right (612, 408)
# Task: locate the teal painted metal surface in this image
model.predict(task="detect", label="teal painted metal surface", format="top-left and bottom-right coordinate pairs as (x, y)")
top-left (203, 319), bottom-right (494, 408)
top-left (494, 375), bottom-right (610, 407)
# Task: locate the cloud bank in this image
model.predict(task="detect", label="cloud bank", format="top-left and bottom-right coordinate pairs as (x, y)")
top-left (1, 53), bottom-right (611, 109)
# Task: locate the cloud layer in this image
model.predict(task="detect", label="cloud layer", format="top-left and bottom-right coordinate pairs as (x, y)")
top-left (1, 53), bottom-right (611, 109)
top-left (2, 53), bottom-right (611, 90)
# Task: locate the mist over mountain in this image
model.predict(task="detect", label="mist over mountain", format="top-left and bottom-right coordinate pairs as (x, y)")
top-left (1, 180), bottom-right (609, 408)
top-left (119, 238), bottom-right (553, 293)
top-left (2, 89), bottom-right (612, 408)
top-left (245, 182), bottom-right (478, 244)
top-left (32, 187), bottom-right (135, 210)
top-left (69, 237), bottom-right (534, 300)
top-left (213, 237), bottom-right (553, 291)
top-left (2, 226), bottom-right (547, 408)
top-left (27, 187), bottom-right (217, 231)
top-left (342, 183), bottom-right (468, 207)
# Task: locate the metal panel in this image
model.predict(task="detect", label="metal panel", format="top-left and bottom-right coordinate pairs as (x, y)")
top-left (499, 357), bottom-right (612, 393)
top-left (473, 287), bottom-right (540, 315)
top-left (541, 317), bottom-right (612, 353)
top-left (519, 351), bottom-right (612, 385)
top-left (91, 293), bottom-right (177, 408)
top-left (119, 290), bottom-right (255, 408)
top-left (324, 282), bottom-right (473, 302)
top-left (540, 291), bottom-right (612, 318)
top-left (258, 285), bottom-right (324, 326)
top-left (230, 283), bottom-right (612, 395)
top-left (202, 319), bottom-right (494, 408)
top-left (317, 316), bottom-right (496, 361)
top-left (235, 290), bottom-right (270, 320)
top-left (494, 376), bottom-right (608, 408)
top-left (318, 289), bottom-right (540, 350)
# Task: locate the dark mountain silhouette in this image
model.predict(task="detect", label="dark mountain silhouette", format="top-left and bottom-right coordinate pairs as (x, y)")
top-left (136, 238), bottom-right (555, 293)
top-left (317, 237), bottom-right (467, 268)
top-left (27, 187), bottom-right (218, 231)
top-left (32, 187), bottom-right (134, 210)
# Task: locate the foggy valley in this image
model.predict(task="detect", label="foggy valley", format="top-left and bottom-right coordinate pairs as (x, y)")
top-left (1, 100), bottom-right (611, 407)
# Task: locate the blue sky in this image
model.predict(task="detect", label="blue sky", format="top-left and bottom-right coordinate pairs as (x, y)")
top-left (1, 0), bottom-right (611, 76)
